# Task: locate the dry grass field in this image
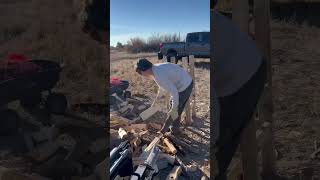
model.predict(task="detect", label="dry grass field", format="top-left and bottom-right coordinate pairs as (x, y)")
top-left (271, 20), bottom-right (320, 179)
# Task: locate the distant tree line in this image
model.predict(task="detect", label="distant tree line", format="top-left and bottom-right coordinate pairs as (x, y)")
top-left (115, 33), bottom-right (182, 53)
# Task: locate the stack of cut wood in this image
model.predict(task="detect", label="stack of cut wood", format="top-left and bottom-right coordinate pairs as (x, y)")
top-left (110, 113), bottom-right (205, 180)
top-left (0, 112), bottom-right (108, 180)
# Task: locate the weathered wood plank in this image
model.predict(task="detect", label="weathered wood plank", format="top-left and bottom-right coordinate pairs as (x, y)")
top-left (232, 1), bottom-right (259, 180)
top-left (254, 0), bottom-right (276, 176)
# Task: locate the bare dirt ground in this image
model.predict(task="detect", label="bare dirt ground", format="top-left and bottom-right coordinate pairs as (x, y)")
top-left (110, 50), bottom-right (210, 179)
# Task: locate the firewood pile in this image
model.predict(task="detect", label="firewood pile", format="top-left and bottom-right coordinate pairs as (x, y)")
top-left (110, 97), bottom-right (209, 179)
top-left (0, 104), bottom-right (107, 180)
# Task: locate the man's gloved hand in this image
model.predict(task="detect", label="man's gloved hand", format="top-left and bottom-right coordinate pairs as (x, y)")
top-left (168, 107), bottom-right (179, 120)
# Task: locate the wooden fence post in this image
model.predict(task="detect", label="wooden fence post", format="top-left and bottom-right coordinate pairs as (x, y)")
top-left (254, 0), bottom-right (276, 177)
top-left (182, 57), bottom-right (192, 125)
top-left (189, 55), bottom-right (196, 118)
top-left (232, 0), bottom-right (259, 180)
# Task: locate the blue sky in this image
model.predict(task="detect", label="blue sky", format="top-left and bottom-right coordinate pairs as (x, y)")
top-left (110, 0), bottom-right (210, 46)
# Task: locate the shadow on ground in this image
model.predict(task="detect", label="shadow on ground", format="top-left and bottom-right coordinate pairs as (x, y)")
top-left (195, 61), bottom-right (210, 70)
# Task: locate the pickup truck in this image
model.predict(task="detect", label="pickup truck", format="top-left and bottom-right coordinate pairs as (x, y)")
top-left (158, 32), bottom-right (210, 63)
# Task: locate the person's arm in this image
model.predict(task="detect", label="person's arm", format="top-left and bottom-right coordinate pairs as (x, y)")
top-left (161, 80), bottom-right (179, 110)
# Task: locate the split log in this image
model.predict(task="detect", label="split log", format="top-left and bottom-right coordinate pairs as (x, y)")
top-left (186, 165), bottom-right (198, 172)
top-left (166, 166), bottom-right (182, 180)
top-left (168, 135), bottom-right (198, 154)
top-left (51, 115), bottom-right (97, 128)
top-left (124, 124), bottom-right (148, 132)
top-left (199, 166), bottom-right (210, 179)
top-left (110, 114), bottom-right (130, 126)
top-left (148, 123), bottom-right (162, 130)
top-left (158, 145), bottom-right (172, 154)
top-left (201, 176), bottom-right (209, 180)
top-left (163, 138), bottom-right (177, 155)
top-left (145, 135), bottom-right (162, 152)
top-left (32, 126), bottom-right (59, 143)
top-left (133, 137), bottom-right (141, 147)
top-left (118, 128), bottom-right (128, 139)
top-left (27, 141), bottom-right (60, 162)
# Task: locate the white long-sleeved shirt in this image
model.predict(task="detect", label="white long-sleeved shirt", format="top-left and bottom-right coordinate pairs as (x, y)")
top-left (152, 63), bottom-right (192, 109)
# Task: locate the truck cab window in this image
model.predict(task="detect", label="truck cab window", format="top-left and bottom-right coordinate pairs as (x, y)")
top-left (187, 33), bottom-right (200, 43)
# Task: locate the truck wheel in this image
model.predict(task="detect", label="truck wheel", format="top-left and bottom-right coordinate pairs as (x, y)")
top-left (20, 92), bottom-right (42, 109)
top-left (166, 51), bottom-right (178, 63)
top-left (0, 109), bottom-right (20, 136)
top-left (46, 93), bottom-right (68, 114)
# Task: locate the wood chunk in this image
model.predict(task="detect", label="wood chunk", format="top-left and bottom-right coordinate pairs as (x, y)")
top-left (139, 130), bottom-right (149, 136)
top-left (145, 135), bottom-right (162, 153)
top-left (148, 123), bottom-right (162, 130)
top-left (200, 166), bottom-right (210, 178)
top-left (163, 138), bottom-right (177, 155)
top-left (133, 137), bottom-right (141, 147)
top-left (28, 141), bottom-right (59, 162)
top-left (118, 128), bottom-right (128, 139)
top-left (186, 165), bottom-right (198, 172)
top-left (32, 126), bottom-right (59, 143)
top-left (158, 145), bottom-right (171, 154)
top-left (124, 124), bottom-right (148, 132)
top-left (51, 115), bottom-right (97, 128)
top-left (166, 166), bottom-right (182, 180)
top-left (110, 114), bottom-right (130, 125)
top-left (201, 176), bottom-right (208, 180)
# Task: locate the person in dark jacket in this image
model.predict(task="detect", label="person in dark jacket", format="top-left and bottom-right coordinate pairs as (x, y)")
top-left (211, 0), bottom-right (267, 179)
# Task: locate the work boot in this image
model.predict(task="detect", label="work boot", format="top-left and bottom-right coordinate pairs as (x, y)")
top-left (170, 119), bottom-right (182, 136)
